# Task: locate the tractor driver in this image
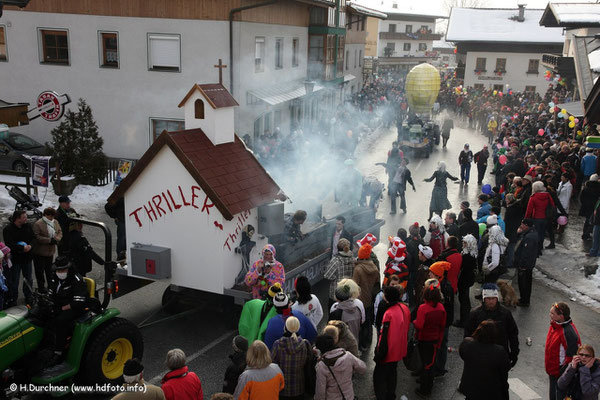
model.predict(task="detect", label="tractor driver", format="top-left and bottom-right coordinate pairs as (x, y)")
top-left (48, 256), bottom-right (88, 364)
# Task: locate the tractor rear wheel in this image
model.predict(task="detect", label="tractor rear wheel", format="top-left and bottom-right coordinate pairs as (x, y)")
top-left (80, 317), bottom-right (143, 384)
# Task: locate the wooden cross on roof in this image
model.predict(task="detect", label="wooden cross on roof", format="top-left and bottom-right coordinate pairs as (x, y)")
top-left (214, 58), bottom-right (227, 85)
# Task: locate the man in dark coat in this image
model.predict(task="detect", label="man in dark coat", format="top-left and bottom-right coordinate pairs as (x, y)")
top-left (390, 158), bottom-right (416, 214)
top-left (459, 208), bottom-right (480, 241)
top-left (3, 210), bottom-right (35, 306)
top-left (441, 118), bottom-right (454, 148)
top-left (48, 256), bottom-right (88, 364)
top-left (474, 145), bottom-right (490, 185)
top-left (330, 215), bottom-right (353, 257)
top-left (459, 144), bottom-right (474, 184)
top-left (459, 320), bottom-right (510, 400)
top-left (579, 177), bottom-right (600, 239)
top-left (56, 195), bottom-right (74, 255)
top-left (104, 197), bottom-right (126, 260)
top-left (222, 335), bottom-right (248, 394)
top-left (514, 219), bottom-right (539, 307)
top-left (405, 224), bottom-right (424, 307)
top-left (465, 283), bottom-right (519, 369)
top-left (69, 221), bottom-right (104, 277)
top-left (444, 212), bottom-right (460, 239)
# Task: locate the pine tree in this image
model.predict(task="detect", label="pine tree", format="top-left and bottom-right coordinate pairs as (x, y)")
top-left (49, 99), bottom-right (106, 185)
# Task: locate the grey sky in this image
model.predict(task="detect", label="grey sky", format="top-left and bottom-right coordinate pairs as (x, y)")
top-left (360, 0), bottom-right (595, 16)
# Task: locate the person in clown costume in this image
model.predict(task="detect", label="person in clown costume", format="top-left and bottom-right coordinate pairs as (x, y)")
top-left (244, 244), bottom-right (285, 300)
top-left (383, 237), bottom-right (409, 295)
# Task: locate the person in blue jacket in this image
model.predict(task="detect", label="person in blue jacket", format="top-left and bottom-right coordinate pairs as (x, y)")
top-left (477, 207), bottom-right (506, 233)
top-left (477, 194), bottom-right (492, 219)
top-left (581, 148), bottom-right (597, 182)
top-left (263, 292), bottom-right (317, 349)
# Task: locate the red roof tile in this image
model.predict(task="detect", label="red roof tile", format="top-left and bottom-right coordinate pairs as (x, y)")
top-left (178, 83), bottom-right (239, 110)
top-left (108, 128), bottom-right (284, 221)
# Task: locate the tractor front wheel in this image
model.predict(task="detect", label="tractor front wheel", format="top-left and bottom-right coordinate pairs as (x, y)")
top-left (80, 317), bottom-right (143, 385)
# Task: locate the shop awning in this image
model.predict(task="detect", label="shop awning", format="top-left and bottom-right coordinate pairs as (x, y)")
top-left (557, 101), bottom-right (584, 117)
top-left (247, 79), bottom-right (325, 106)
top-left (343, 74), bottom-right (356, 83)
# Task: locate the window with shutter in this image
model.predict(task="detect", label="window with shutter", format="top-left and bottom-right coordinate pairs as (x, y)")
top-left (148, 34), bottom-right (181, 72)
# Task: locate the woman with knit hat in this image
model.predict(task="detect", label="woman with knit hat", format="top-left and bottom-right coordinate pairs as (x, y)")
top-left (329, 279), bottom-right (365, 341)
top-left (271, 316), bottom-right (311, 400)
top-left (244, 244), bottom-right (285, 299)
top-left (291, 276), bottom-right (323, 330)
top-left (352, 243), bottom-right (380, 351)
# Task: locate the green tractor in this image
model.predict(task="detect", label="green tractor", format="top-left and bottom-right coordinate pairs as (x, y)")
top-left (0, 218), bottom-right (143, 397)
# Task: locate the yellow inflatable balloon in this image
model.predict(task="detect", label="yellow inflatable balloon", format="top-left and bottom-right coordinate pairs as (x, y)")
top-left (561, 109), bottom-right (567, 114)
top-left (569, 121), bottom-right (575, 128)
top-left (569, 115), bottom-right (575, 122)
top-left (405, 63), bottom-right (441, 114)
top-left (493, 90), bottom-right (497, 96)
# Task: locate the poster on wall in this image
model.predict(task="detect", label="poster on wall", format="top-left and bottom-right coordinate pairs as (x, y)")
top-left (31, 156), bottom-right (50, 187)
top-left (114, 159), bottom-right (133, 188)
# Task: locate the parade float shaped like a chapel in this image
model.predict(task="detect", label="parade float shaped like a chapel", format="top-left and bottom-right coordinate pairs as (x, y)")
top-left (107, 82), bottom-right (384, 304)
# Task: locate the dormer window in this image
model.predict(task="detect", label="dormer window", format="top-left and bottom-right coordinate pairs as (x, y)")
top-left (195, 99), bottom-right (205, 119)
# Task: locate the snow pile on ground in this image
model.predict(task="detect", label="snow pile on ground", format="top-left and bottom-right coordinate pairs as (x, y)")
top-left (535, 244), bottom-right (600, 310)
top-left (0, 173), bottom-right (114, 218)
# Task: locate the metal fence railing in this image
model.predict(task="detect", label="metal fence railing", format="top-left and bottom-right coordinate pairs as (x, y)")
top-left (0, 169), bottom-right (35, 196)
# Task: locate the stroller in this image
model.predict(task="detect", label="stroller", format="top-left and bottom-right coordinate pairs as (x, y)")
top-left (5, 185), bottom-right (42, 220)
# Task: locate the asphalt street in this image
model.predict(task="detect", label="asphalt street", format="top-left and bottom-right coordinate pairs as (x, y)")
top-left (10, 113), bottom-right (600, 399)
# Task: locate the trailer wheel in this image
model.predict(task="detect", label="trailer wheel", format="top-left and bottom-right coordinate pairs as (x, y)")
top-left (80, 317), bottom-right (143, 384)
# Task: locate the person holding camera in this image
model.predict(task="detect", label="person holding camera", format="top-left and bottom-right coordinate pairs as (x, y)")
top-left (557, 344), bottom-right (600, 400)
top-left (244, 244), bottom-right (285, 299)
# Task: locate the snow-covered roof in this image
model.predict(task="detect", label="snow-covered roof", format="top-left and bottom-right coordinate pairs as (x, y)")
top-left (446, 8), bottom-right (564, 44)
top-left (589, 48), bottom-right (600, 72)
top-left (540, 3), bottom-right (600, 28)
top-left (347, 1), bottom-right (387, 19)
top-left (432, 40), bottom-right (455, 49)
top-left (370, 4), bottom-right (446, 19)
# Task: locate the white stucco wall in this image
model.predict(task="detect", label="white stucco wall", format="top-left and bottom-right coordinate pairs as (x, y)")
top-left (376, 18), bottom-right (435, 58)
top-left (182, 89), bottom-right (235, 145)
top-left (0, 11), bottom-right (229, 158)
top-left (343, 43), bottom-right (364, 97)
top-left (232, 21), bottom-right (309, 138)
top-left (123, 146), bottom-right (266, 293)
top-left (0, 11), bottom-right (310, 158)
top-left (463, 51), bottom-right (549, 93)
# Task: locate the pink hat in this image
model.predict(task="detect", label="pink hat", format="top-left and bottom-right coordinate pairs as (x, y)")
top-left (387, 237), bottom-right (406, 262)
top-left (357, 233), bottom-right (377, 247)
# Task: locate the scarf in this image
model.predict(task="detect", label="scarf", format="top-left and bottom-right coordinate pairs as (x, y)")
top-left (43, 217), bottom-right (56, 238)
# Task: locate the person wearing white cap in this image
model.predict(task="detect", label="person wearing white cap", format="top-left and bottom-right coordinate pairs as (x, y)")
top-left (464, 283), bottom-right (520, 370)
top-left (413, 245), bottom-right (434, 308)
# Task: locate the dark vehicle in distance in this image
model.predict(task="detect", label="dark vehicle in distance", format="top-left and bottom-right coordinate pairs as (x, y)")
top-left (0, 132), bottom-right (49, 171)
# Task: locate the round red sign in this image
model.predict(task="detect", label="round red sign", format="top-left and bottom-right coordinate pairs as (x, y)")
top-left (36, 91), bottom-right (66, 122)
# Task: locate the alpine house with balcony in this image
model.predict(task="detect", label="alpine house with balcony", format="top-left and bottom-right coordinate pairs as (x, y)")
top-left (375, 1), bottom-right (446, 72)
top-left (446, 5), bottom-right (563, 94)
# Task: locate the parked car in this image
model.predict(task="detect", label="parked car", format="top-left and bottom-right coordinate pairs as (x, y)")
top-left (0, 132), bottom-right (49, 171)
